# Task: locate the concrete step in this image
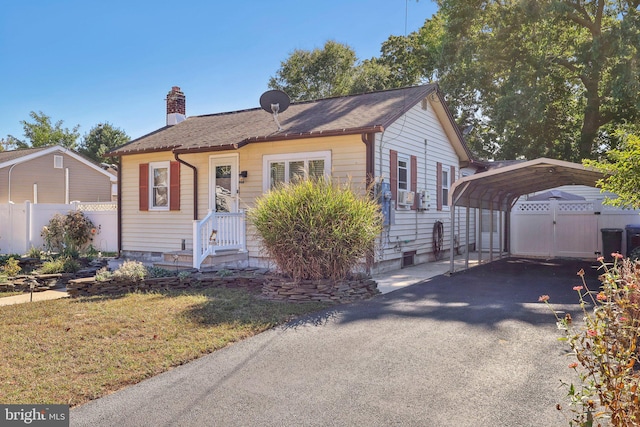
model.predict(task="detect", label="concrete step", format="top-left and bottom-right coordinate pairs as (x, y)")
top-left (157, 250), bottom-right (249, 271)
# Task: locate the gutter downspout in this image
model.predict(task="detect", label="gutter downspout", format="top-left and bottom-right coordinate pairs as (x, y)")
top-left (362, 131), bottom-right (377, 274)
top-left (116, 160), bottom-right (122, 256)
top-left (173, 152), bottom-right (198, 220)
top-left (361, 132), bottom-right (375, 189)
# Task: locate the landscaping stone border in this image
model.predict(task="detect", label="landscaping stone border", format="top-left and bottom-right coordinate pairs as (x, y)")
top-left (66, 269), bottom-right (380, 303)
top-left (261, 277), bottom-right (380, 303)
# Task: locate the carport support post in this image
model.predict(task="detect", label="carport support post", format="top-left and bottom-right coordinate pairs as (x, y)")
top-left (450, 202), bottom-right (456, 274)
top-left (478, 202), bottom-right (483, 265)
top-left (489, 205), bottom-right (494, 262)
top-left (465, 205), bottom-right (470, 269)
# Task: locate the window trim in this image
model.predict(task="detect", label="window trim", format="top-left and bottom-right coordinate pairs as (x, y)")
top-left (397, 154), bottom-right (410, 192)
top-left (394, 152), bottom-right (417, 210)
top-left (441, 168), bottom-right (449, 208)
top-left (149, 161), bottom-right (170, 211)
top-left (262, 151), bottom-right (331, 192)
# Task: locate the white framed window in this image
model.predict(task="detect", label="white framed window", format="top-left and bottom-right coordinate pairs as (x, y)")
top-left (263, 151), bottom-right (331, 191)
top-left (441, 168), bottom-right (449, 207)
top-left (54, 155), bottom-right (63, 169)
top-left (149, 161), bottom-right (170, 210)
top-left (397, 155), bottom-right (410, 192)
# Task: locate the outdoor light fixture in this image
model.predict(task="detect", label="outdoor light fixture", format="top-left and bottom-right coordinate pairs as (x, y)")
top-left (239, 170), bottom-right (248, 183)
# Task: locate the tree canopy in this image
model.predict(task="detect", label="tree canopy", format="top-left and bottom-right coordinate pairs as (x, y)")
top-left (269, 1), bottom-right (640, 162)
top-left (6, 111), bottom-right (80, 150)
top-left (584, 132), bottom-right (640, 210)
top-left (268, 40), bottom-right (409, 101)
top-left (431, 0), bottom-right (640, 161)
top-left (78, 122), bottom-right (129, 164)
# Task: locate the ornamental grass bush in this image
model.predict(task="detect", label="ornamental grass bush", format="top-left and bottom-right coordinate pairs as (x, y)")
top-left (541, 255), bottom-right (640, 426)
top-left (248, 177), bottom-right (382, 282)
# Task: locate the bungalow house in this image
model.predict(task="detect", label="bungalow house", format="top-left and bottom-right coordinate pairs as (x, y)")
top-left (107, 85), bottom-right (477, 273)
top-left (0, 145), bottom-right (117, 204)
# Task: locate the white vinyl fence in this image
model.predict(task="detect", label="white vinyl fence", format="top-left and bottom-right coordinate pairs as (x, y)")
top-left (511, 200), bottom-right (640, 259)
top-left (0, 201), bottom-right (117, 255)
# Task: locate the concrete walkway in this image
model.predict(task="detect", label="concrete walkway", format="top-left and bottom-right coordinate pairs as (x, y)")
top-left (0, 288), bottom-right (69, 306)
top-left (372, 252), bottom-right (481, 294)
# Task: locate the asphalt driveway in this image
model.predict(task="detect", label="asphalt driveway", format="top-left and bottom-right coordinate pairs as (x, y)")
top-left (71, 257), bottom-right (600, 427)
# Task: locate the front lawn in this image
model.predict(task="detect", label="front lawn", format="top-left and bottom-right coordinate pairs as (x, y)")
top-left (0, 287), bottom-right (328, 406)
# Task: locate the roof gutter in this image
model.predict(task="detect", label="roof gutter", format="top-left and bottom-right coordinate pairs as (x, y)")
top-left (174, 152), bottom-right (198, 220)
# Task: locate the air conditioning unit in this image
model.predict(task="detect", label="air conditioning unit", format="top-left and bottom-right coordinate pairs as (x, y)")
top-left (397, 190), bottom-right (415, 206)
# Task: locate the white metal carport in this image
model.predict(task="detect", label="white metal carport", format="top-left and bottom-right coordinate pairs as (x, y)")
top-left (448, 158), bottom-right (605, 273)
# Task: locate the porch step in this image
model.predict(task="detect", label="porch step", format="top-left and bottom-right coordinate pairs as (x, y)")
top-left (155, 250), bottom-right (249, 271)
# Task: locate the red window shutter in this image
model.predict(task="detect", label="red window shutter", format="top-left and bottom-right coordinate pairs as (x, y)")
top-left (170, 161), bottom-right (180, 211)
top-left (436, 162), bottom-right (442, 211)
top-left (410, 155), bottom-right (418, 210)
top-left (389, 150), bottom-right (398, 209)
top-left (139, 163), bottom-right (149, 211)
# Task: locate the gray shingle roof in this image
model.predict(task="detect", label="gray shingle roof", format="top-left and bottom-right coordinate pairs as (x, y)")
top-left (0, 146), bottom-right (49, 164)
top-left (108, 84), bottom-right (439, 156)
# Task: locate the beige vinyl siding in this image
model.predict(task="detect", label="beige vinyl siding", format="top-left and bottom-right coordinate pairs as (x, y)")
top-left (236, 135), bottom-right (366, 260)
top-left (374, 99), bottom-right (476, 268)
top-left (120, 152), bottom-right (195, 253)
top-left (0, 153), bottom-right (113, 203)
top-left (120, 136), bottom-right (366, 256)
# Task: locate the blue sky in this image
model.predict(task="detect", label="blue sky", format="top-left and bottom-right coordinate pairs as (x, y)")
top-left (0, 0), bottom-right (438, 144)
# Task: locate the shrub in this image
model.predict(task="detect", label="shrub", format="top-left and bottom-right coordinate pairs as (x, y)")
top-left (146, 266), bottom-right (174, 278)
top-left (94, 267), bottom-right (113, 282)
top-left (1, 257), bottom-right (21, 276)
top-left (26, 246), bottom-right (42, 259)
top-left (541, 255), bottom-right (640, 426)
top-left (248, 177), bottom-right (382, 281)
top-left (39, 256), bottom-right (80, 274)
top-left (41, 211), bottom-right (95, 256)
top-left (112, 260), bottom-right (147, 282)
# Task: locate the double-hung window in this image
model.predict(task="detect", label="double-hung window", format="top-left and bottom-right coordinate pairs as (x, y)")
top-left (397, 155), bottom-right (409, 192)
top-left (263, 151), bottom-right (331, 191)
top-left (441, 168), bottom-right (449, 207)
top-left (150, 161), bottom-right (169, 209)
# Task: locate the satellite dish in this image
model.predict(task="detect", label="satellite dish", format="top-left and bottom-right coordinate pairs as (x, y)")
top-left (259, 90), bottom-right (290, 131)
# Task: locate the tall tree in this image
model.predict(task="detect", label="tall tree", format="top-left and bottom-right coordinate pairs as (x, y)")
top-left (78, 122), bottom-right (129, 164)
top-left (432, 0), bottom-right (640, 161)
top-left (269, 41), bottom-right (359, 101)
top-left (6, 111), bottom-right (80, 149)
top-left (269, 40), bottom-right (416, 101)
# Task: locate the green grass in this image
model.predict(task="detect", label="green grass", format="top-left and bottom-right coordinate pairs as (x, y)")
top-left (0, 287), bottom-right (328, 406)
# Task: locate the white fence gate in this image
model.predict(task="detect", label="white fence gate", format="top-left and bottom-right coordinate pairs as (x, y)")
top-left (511, 200), bottom-right (640, 259)
top-left (0, 201), bottom-right (117, 254)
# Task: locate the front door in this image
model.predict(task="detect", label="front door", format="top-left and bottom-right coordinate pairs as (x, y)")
top-left (209, 155), bottom-right (238, 213)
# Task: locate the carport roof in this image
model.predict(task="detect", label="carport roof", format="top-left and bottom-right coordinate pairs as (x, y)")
top-left (450, 158), bottom-right (605, 210)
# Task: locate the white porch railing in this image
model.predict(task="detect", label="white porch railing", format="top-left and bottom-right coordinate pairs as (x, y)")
top-left (192, 210), bottom-right (247, 269)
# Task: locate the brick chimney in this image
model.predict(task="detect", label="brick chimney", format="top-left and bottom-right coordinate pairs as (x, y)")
top-left (166, 86), bottom-right (186, 126)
